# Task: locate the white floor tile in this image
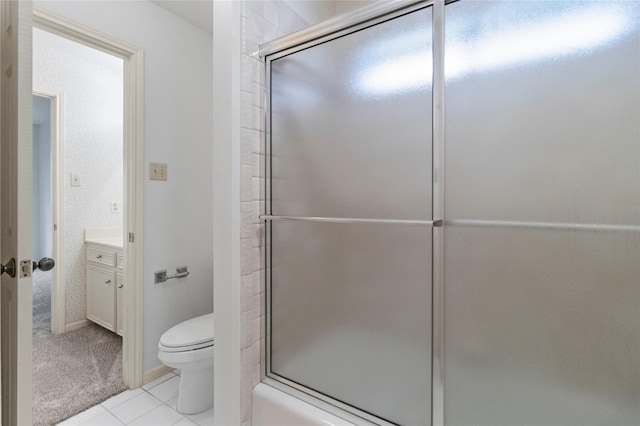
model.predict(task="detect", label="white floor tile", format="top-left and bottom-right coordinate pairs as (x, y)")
top-left (147, 375), bottom-right (180, 402)
top-left (101, 388), bottom-right (145, 410)
top-left (187, 407), bottom-right (214, 426)
top-left (57, 404), bottom-right (107, 425)
top-left (109, 392), bottom-right (163, 424)
top-left (142, 372), bottom-right (175, 391)
top-left (80, 410), bottom-right (124, 426)
top-left (128, 404), bottom-right (184, 426)
top-left (58, 382), bottom-right (211, 426)
top-left (173, 417), bottom-right (198, 426)
top-left (166, 396), bottom-right (178, 411)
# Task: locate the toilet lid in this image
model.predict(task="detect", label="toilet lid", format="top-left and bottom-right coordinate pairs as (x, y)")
top-left (160, 312), bottom-right (214, 349)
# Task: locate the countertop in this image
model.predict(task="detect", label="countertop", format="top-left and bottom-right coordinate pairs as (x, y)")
top-left (85, 236), bottom-right (124, 250)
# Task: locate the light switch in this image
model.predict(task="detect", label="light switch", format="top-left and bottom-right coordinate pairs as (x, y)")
top-left (111, 202), bottom-right (119, 214)
top-left (150, 163), bottom-right (167, 181)
top-left (70, 173), bottom-right (81, 187)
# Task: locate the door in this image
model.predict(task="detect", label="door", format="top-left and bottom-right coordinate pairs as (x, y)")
top-left (443, 1), bottom-right (640, 425)
top-left (265, 5), bottom-right (434, 425)
top-left (1, 1), bottom-right (34, 424)
top-left (86, 266), bottom-right (116, 332)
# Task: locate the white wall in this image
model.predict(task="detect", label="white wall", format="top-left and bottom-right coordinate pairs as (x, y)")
top-left (33, 29), bottom-right (124, 325)
top-left (35, 0), bottom-right (214, 373)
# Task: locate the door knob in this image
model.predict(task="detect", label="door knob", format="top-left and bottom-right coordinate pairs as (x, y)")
top-left (33, 257), bottom-right (55, 272)
top-left (1, 259), bottom-right (16, 278)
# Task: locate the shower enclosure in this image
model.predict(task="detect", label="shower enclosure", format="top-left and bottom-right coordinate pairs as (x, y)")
top-left (260, 1), bottom-right (640, 425)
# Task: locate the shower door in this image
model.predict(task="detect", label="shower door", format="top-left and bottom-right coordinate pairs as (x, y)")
top-left (443, 1), bottom-right (640, 425)
top-left (264, 4), bottom-right (434, 425)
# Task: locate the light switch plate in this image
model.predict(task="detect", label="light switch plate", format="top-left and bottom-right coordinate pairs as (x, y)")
top-left (150, 163), bottom-right (167, 181)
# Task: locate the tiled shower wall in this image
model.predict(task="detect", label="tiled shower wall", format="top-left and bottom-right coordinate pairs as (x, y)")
top-left (238, 2), bottom-right (309, 425)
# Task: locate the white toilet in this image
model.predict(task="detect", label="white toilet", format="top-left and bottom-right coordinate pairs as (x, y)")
top-left (158, 312), bottom-right (214, 414)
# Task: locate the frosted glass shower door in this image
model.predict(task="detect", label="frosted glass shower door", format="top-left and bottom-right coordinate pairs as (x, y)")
top-left (267, 6), bottom-right (433, 426)
top-left (443, 1), bottom-right (640, 425)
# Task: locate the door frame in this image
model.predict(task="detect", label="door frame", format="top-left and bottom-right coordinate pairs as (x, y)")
top-left (32, 5), bottom-right (145, 388)
top-left (1, 1), bottom-right (35, 423)
top-left (32, 88), bottom-right (65, 335)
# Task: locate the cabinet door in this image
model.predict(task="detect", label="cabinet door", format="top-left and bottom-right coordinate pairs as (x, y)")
top-left (116, 274), bottom-right (124, 336)
top-left (87, 266), bottom-right (116, 331)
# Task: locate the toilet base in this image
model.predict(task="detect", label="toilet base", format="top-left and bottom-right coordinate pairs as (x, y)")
top-left (177, 366), bottom-right (214, 415)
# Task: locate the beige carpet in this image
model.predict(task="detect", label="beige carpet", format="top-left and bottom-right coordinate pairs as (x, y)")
top-left (32, 270), bottom-right (127, 426)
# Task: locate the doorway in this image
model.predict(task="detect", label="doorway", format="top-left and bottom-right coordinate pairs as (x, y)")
top-left (31, 94), bottom-right (54, 337)
top-left (32, 27), bottom-right (128, 424)
top-left (31, 0), bottom-right (144, 400)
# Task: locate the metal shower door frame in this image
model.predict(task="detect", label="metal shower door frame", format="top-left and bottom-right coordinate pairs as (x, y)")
top-left (260, 1), bottom-right (446, 424)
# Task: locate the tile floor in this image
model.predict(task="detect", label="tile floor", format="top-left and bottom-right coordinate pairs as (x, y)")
top-left (57, 371), bottom-right (213, 426)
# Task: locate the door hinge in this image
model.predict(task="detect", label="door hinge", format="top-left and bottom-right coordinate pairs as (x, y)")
top-left (128, 232), bottom-right (135, 243)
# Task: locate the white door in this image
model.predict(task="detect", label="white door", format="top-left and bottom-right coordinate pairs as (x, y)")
top-left (1, 1), bottom-right (33, 424)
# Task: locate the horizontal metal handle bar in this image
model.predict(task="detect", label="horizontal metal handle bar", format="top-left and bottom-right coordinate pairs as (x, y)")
top-left (167, 271), bottom-right (190, 279)
top-left (260, 215), bottom-right (442, 227)
top-left (154, 266), bottom-right (190, 284)
top-left (447, 219), bottom-right (640, 233)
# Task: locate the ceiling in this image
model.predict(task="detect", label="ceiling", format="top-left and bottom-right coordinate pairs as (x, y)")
top-left (151, 1), bottom-right (213, 34)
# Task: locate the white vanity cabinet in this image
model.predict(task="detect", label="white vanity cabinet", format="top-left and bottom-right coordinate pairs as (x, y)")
top-left (87, 261), bottom-right (117, 331)
top-left (85, 230), bottom-right (124, 336)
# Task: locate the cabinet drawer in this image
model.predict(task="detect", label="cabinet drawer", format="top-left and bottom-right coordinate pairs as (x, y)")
top-left (87, 248), bottom-right (116, 267)
top-left (116, 253), bottom-right (124, 270)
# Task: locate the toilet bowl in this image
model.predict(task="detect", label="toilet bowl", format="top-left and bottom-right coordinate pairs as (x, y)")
top-left (158, 312), bottom-right (214, 414)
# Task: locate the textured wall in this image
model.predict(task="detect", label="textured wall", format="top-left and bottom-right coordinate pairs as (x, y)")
top-left (32, 95), bottom-right (52, 261)
top-left (33, 28), bottom-right (124, 326)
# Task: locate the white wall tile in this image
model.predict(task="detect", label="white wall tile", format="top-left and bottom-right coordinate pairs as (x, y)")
top-left (240, 238), bottom-right (253, 274)
top-left (241, 309), bottom-right (254, 350)
top-left (240, 165), bottom-right (253, 202)
top-left (240, 133), bottom-right (253, 167)
top-left (240, 202), bottom-right (253, 239)
top-left (252, 271), bottom-right (261, 297)
top-left (241, 274), bottom-right (252, 313)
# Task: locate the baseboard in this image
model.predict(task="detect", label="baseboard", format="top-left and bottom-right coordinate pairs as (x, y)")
top-left (143, 364), bottom-right (174, 385)
top-left (65, 319), bottom-right (89, 332)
